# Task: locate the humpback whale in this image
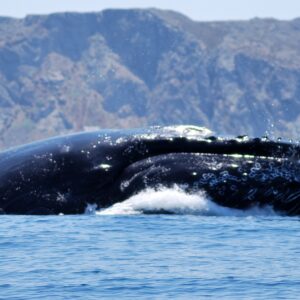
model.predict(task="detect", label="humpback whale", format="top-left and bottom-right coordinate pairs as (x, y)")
top-left (0, 125), bottom-right (299, 216)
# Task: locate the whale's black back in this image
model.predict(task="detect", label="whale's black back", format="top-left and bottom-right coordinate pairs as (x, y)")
top-left (0, 126), bottom-right (299, 215)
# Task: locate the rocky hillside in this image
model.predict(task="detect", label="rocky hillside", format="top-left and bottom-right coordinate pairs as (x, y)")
top-left (1, 9), bottom-right (300, 148)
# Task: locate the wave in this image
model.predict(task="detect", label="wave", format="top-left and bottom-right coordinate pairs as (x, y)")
top-left (94, 185), bottom-right (277, 217)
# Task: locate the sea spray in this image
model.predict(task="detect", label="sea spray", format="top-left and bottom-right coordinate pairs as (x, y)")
top-left (96, 185), bottom-right (277, 217)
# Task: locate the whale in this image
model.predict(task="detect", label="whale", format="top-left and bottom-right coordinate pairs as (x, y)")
top-left (0, 125), bottom-right (300, 216)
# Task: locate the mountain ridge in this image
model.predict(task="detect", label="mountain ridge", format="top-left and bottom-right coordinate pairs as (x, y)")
top-left (0, 9), bottom-right (300, 148)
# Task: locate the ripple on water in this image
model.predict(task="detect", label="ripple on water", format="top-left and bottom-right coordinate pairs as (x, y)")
top-left (0, 214), bottom-right (299, 299)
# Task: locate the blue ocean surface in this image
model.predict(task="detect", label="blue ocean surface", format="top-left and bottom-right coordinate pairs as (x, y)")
top-left (0, 189), bottom-right (299, 299)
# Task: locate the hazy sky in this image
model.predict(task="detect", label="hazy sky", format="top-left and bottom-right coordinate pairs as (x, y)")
top-left (1, 0), bottom-right (300, 21)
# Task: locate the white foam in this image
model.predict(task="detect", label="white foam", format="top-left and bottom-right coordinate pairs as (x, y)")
top-left (96, 185), bottom-right (276, 217)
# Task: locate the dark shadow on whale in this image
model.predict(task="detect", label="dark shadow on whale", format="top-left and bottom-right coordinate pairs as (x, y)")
top-left (0, 126), bottom-right (300, 216)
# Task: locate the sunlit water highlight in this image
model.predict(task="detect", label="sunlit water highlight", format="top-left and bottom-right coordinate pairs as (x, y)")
top-left (0, 187), bottom-right (299, 299)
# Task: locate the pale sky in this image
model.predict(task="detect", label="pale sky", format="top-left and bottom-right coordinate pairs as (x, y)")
top-left (1, 0), bottom-right (300, 21)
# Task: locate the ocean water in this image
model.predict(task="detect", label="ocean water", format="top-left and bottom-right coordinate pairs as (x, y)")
top-left (0, 188), bottom-right (299, 299)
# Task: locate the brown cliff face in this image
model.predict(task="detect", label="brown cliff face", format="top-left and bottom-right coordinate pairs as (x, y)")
top-left (0, 9), bottom-right (300, 148)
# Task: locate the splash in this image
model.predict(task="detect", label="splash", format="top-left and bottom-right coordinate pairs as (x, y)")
top-left (96, 185), bottom-right (276, 217)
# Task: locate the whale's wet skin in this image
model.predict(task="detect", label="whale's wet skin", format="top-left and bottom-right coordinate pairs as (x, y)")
top-left (0, 125), bottom-right (300, 215)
